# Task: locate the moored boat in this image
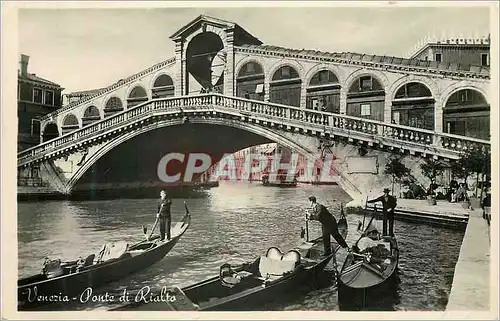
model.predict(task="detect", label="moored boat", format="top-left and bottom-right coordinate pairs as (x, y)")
top-left (337, 206), bottom-right (399, 308)
top-left (112, 209), bottom-right (348, 311)
top-left (18, 203), bottom-right (192, 311)
top-left (262, 173), bottom-right (297, 187)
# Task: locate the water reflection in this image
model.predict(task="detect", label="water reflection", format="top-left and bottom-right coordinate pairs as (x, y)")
top-left (17, 182), bottom-right (463, 311)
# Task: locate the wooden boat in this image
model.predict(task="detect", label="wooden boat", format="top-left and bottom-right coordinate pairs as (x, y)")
top-left (17, 202), bottom-right (192, 311)
top-left (112, 209), bottom-right (348, 311)
top-left (337, 206), bottom-right (399, 306)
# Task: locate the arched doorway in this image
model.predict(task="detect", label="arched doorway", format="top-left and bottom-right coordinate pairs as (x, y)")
top-left (152, 74), bottom-right (174, 98)
top-left (306, 69), bottom-right (340, 113)
top-left (82, 106), bottom-right (101, 126)
top-left (443, 89), bottom-right (490, 140)
top-left (269, 65), bottom-right (302, 107)
top-left (42, 122), bottom-right (59, 142)
top-left (61, 114), bottom-right (79, 135)
top-left (392, 82), bottom-right (434, 130)
top-left (185, 32), bottom-right (225, 94)
top-left (104, 97), bottom-right (123, 118)
top-left (236, 61), bottom-right (265, 101)
top-left (346, 75), bottom-right (385, 121)
top-left (127, 86), bottom-right (148, 108)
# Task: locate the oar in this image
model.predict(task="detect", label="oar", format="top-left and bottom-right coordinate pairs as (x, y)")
top-left (148, 203), bottom-right (164, 240)
top-left (357, 196), bottom-right (369, 233)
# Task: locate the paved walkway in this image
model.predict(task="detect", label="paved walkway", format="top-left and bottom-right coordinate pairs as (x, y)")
top-left (394, 199), bottom-right (470, 217)
top-left (446, 209), bottom-right (491, 312)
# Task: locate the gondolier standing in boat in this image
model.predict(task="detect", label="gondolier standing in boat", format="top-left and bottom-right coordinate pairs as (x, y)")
top-left (306, 196), bottom-right (350, 256)
top-left (367, 188), bottom-right (397, 237)
top-left (157, 190), bottom-right (172, 241)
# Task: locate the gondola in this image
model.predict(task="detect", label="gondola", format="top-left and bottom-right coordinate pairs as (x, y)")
top-left (112, 207), bottom-right (348, 311)
top-left (18, 202), bottom-right (192, 311)
top-left (261, 173), bottom-right (297, 187)
top-left (337, 205), bottom-right (399, 307)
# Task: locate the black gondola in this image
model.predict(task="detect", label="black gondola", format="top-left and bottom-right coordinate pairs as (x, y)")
top-left (18, 202), bottom-right (192, 311)
top-left (337, 205), bottom-right (399, 309)
top-left (112, 209), bottom-right (348, 311)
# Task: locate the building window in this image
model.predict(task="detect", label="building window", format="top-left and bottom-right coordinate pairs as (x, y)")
top-left (481, 53), bottom-right (489, 66)
top-left (44, 90), bottom-right (54, 105)
top-left (31, 119), bottom-right (41, 136)
top-left (33, 88), bottom-right (43, 103)
top-left (359, 76), bottom-right (373, 91)
top-left (361, 103), bottom-right (371, 116)
top-left (435, 53), bottom-right (442, 62)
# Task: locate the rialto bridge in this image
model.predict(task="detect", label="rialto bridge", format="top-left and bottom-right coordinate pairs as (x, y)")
top-left (17, 15), bottom-right (491, 200)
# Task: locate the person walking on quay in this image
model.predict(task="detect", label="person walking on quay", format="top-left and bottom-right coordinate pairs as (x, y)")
top-left (306, 196), bottom-right (350, 256)
top-left (157, 190), bottom-right (172, 241)
top-left (367, 188), bottom-right (397, 237)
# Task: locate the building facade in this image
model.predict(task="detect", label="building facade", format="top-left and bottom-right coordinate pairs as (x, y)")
top-left (18, 54), bottom-right (64, 151)
top-left (407, 35), bottom-right (490, 140)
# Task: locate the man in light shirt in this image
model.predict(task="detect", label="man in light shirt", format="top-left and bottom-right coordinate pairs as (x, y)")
top-left (357, 226), bottom-right (380, 253)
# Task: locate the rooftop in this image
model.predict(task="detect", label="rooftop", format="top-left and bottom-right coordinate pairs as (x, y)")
top-left (18, 72), bottom-right (62, 88)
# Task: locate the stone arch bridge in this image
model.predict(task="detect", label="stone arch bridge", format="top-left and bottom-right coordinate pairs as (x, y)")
top-left (18, 15), bottom-right (491, 200)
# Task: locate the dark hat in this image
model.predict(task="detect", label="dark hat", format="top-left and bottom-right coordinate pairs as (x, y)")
top-left (308, 196), bottom-right (317, 202)
top-left (383, 188), bottom-right (390, 193)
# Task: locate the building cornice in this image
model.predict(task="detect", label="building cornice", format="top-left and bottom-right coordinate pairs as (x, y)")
top-left (234, 46), bottom-right (490, 81)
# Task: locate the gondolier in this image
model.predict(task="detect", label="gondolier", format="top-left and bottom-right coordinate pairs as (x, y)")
top-left (367, 188), bottom-right (397, 237)
top-left (158, 190), bottom-right (172, 241)
top-left (306, 196), bottom-right (350, 256)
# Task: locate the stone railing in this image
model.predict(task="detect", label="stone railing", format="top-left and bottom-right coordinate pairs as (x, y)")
top-left (18, 94), bottom-right (490, 167)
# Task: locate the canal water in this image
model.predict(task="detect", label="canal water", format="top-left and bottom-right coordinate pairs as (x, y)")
top-left (17, 181), bottom-right (463, 311)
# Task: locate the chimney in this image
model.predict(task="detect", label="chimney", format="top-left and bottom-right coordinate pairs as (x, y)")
top-left (19, 54), bottom-right (29, 76)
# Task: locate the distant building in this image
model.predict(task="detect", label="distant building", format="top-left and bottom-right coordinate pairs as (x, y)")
top-left (17, 54), bottom-right (64, 151)
top-left (64, 87), bottom-right (107, 105)
top-left (406, 35), bottom-right (490, 140)
top-left (409, 35), bottom-right (490, 67)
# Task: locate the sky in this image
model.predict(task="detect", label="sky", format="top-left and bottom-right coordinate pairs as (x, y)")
top-left (17, 4), bottom-right (491, 94)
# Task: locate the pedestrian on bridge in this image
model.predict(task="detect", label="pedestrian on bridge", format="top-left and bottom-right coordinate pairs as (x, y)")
top-left (157, 190), bottom-right (172, 241)
top-left (367, 188), bottom-right (397, 237)
top-left (306, 196), bottom-right (350, 256)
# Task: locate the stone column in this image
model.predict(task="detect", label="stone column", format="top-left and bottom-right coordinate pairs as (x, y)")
top-left (223, 29), bottom-right (235, 96)
top-left (434, 94), bottom-right (444, 133)
top-left (173, 39), bottom-right (184, 96)
top-left (339, 88), bottom-right (347, 115)
top-left (300, 83), bottom-right (307, 108)
top-left (384, 94), bottom-right (392, 124)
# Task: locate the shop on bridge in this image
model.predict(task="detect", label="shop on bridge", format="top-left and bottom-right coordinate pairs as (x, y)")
top-left (391, 82), bottom-right (435, 131)
top-left (151, 74), bottom-right (175, 99)
top-left (443, 89), bottom-right (490, 140)
top-left (346, 75), bottom-right (385, 121)
top-left (103, 97), bottom-right (124, 118)
top-left (82, 106), bottom-right (101, 127)
top-left (269, 65), bottom-right (302, 107)
top-left (236, 61), bottom-right (265, 101)
top-left (306, 69), bottom-right (340, 113)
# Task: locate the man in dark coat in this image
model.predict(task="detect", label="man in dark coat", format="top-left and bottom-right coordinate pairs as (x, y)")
top-left (157, 190), bottom-right (172, 241)
top-left (367, 188), bottom-right (397, 237)
top-left (307, 196), bottom-right (350, 256)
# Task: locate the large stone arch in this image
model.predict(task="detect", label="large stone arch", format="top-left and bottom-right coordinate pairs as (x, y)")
top-left (103, 96), bottom-right (124, 118)
top-left (150, 72), bottom-right (175, 98)
top-left (303, 65), bottom-right (342, 114)
top-left (66, 117), bottom-right (318, 190)
top-left (439, 83), bottom-right (489, 108)
top-left (126, 84), bottom-right (149, 109)
top-left (343, 69), bottom-right (389, 92)
top-left (389, 75), bottom-right (440, 101)
top-left (235, 58), bottom-right (266, 101)
top-left (235, 56), bottom-right (268, 79)
top-left (442, 86), bottom-right (490, 140)
top-left (82, 105), bottom-right (101, 127)
top-left (344, 70), bottom-right (387, 122)
top-left (266, 60), bottom-right (305, 84)
top-left (61, 113), bottom-right (79, 135)
top-left (304, 64), bottom-right (344, 87)
top-left (42, 122), bottom-right (59, 142)
top-left (185, 31), bottom-right (226, 94)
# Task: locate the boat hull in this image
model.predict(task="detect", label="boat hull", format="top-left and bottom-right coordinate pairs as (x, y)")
top-left (18, 215), bottom-right (190, 311)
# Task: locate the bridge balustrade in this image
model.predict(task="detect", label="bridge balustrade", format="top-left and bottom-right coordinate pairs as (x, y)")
top-left (18, 94), bottom-right (490, 167)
